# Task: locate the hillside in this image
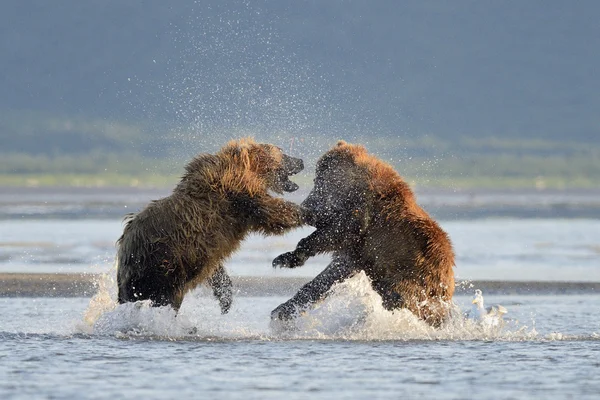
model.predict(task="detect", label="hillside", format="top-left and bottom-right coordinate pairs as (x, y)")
top-left (1, 1), bottom-right (599, 188)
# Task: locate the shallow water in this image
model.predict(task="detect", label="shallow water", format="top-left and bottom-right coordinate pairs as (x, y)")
top-left (1, 190), bottom-right (600, 398)
top-left (1, 276), bottom-right (599, 399)
top-left (2, 218), bottom-right (600, 282)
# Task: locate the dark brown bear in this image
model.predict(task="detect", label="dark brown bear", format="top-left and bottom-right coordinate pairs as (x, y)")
top-left (117, 138), bottom-right (306, 312)
top-left (272, 141), bottom-right (455, 326)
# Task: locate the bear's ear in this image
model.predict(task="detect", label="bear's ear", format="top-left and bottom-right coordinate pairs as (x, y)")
top-left (336, 140), bottom-right (348, 147)
top-left (223, 137), bottom-right (256, 154)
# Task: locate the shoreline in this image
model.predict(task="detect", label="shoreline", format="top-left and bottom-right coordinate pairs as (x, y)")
top-left (2, 186), bottom-right (600, 220)
top-left (1, 273), bottom-right (598, 298)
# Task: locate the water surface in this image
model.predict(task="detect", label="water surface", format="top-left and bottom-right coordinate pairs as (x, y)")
top-left (1, 189), bottom-right (599, 399)
top-left (1, 285), bottom-right (599, 399)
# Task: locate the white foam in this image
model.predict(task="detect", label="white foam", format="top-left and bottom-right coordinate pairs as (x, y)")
top-left (93, 300), bottom-right (194, 337)
top-left (271, 272), bottom-right (536, 341)
top-left (81, 269), bottom-right (543, 341)
top-left (81, 266), bottom-right (268, 339)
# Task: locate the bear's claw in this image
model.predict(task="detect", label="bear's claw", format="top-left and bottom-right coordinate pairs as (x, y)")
top-left (272, 252), bottom-right (304, 269)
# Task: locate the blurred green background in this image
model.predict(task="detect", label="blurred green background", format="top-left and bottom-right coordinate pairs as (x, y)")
top-left (2, 1), bottom-right (598, 189)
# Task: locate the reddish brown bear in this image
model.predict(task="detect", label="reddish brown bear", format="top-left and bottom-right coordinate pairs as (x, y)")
top-left (117, 138), bottom-right (306, 312)
top-left (272, 140), bottom-right (455, 326)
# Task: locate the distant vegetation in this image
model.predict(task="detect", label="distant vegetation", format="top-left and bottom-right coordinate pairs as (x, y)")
top-left (1, 111), bottom-right (598, 189)
top-left (1, 2), bottom-right (599, 189)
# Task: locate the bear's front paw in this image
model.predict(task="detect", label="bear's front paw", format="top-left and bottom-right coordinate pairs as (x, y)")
top-left (272, 252), bottom-right (305, 269)
top-left (270, 302), bottom-right (298, 321)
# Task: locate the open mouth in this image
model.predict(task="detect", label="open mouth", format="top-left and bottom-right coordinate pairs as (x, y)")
top-left (280, 156), bottom-right (304, 192)
top-left (281, 176), bottom-right (300, 192)
top-left (280, 167), bottom-right (302, 192)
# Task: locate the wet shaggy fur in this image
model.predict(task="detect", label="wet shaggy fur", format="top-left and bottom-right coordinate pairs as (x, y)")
top-left (117, 138), bottom-right (306, 312)
top-left (272, 141), bottom-right (455, 326)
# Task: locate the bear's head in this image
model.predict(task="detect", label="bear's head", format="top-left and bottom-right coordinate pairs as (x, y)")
top-left (302, 141), bottom-right (371, 225)
top-left (220, 138), bottom-right (304, 195)
top-left (256, 142), bottom-right (304, 194)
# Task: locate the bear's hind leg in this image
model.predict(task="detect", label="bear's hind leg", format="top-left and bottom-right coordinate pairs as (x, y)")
top-left (369, 276), bottom-right (404, 311)
top-left (117, 269), bottom-right (183, 311)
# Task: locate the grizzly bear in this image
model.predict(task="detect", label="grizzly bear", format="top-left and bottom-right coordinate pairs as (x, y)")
top-left (272, 141), bottom-right (455, 326)
top-left (117, 138), bottom-right (307, 313)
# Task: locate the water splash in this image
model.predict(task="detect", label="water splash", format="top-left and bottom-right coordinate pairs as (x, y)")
top-left (82, 261), bottom-right (119, 329)
top-left (93, 300), bottom-right (194, 337)
top-left (80, 264), bottom-right (267, 339)
top-left (271, 272), bottom-right (536, 341)
top-left (81, 268), bottom-right (544, 341)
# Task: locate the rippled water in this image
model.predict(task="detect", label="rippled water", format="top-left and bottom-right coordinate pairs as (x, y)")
top-left (1, 272), bottom-right (600, 399)
top-left (1, 190), bottom-right (600, 398)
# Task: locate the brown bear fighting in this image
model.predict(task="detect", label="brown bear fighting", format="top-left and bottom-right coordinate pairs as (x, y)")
top-left (117, 138), bottom-right (306, 312)
top-left (272, 140), bottom-right (455, 326)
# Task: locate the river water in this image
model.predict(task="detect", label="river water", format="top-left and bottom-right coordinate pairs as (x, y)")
top-left (0, 188), bottom-right (599, 399)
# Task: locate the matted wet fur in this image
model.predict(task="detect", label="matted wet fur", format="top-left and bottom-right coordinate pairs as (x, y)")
top-left (117, 138), bottom-right (306, 312)
top-left (272, 141), bottom-right (455, 327)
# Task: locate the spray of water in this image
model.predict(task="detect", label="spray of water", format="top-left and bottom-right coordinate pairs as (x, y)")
top-left (270, 272), bottom-right (537, 341)
top-left (81, 267), bottom-right (541, 341)
top-left (82, 260), bottom-right (119, 329)
top-left (115, 0), bottom-right (408, 179)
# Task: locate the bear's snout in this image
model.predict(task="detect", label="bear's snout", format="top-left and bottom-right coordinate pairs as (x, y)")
top-left (283, 155), bottom-right (304, 175)
top-left (301, 192), bottom-right (327, 220)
